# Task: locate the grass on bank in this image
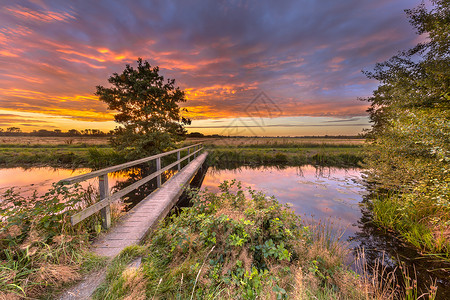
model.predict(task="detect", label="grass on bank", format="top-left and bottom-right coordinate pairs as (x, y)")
top-left (0, 137), bottom-right (364, 168)
top-left (0, 184), bottom-right (124, 299)
top-left (207, 147), bottom-right (362, 168)
top-left (93, 180), bottom-right (436, 300)
top-left (370, 191), bottom-right (450, 260)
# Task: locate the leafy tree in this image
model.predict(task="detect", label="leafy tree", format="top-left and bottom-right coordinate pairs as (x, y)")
top-left (363, 0), bottom-right (449, 189)
top-left (96, 58), bottom-right (190, 159)
top-left (68, 129), bottom-right (81, 136)
top-left (6, 127), bottom-right (21, 133)
top-left (362, 0), bottom-right (449, 253)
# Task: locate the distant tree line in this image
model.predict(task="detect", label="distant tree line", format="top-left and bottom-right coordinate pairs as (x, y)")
top-left (0, 127), bottom-right (113, 137)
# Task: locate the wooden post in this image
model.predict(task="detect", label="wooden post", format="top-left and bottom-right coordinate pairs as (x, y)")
top-left (99, 174), bottom-right (111, 229)
top-left (177, 150), bottom-right (181, 171)
top-left (188, 148), bottom-right (191, 163)
top-left (194, 145), bottom-right (197, 159)
top-left (156, 157), bottom-right (161, 188)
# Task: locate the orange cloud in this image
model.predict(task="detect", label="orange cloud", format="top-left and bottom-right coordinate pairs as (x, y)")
top-left (5, 5), bottom-right (75, 23)
top-left (2, 74), bottom-right (44, 84)
top-left (59, 56), bottom-right (106, 69)
top-left (0, 88), bottom-right (115, 122)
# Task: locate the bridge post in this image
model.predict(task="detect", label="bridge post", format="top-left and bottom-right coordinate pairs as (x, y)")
top-left (156, 157), bottom-right (161, 187)
top-left (99, 174), bottom-right (111, 229)
top-left (177, 150), bottom-right (181, 171)
top-left (188, 148), bottom-right (191, 163)
top-left (194, 145), bottom-right (197, 158)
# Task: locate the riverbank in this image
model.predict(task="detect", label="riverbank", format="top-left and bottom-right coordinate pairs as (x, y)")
top-left (0, 144), bottom-right (124, 168)
top-left (0, 137), bottom-right (364, 168)
top-left (370, 192), bottom-right (450, 260)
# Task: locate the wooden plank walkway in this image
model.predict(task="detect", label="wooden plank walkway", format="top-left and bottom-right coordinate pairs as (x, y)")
top-left (91, 152), bottom-right (208, 257)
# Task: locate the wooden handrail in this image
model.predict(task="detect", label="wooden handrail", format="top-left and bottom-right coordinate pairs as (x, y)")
top-left (59, 143), bottom-right (203, 227)
top-left (58, 143), bottom-right (203, 185)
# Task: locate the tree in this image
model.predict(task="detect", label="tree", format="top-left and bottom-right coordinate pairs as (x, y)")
top-left (95, 58), bottom-right (191, 159)
top-left (362, 0), bottom-right (449, 190)
top-left (6, 127), bottom-right (21, 133)
top-left (362, 0), bottom-right (449, 253)
top-left (68, 129), bottom-right (81, 136)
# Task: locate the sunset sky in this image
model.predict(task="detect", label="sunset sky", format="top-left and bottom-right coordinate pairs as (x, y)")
top-left (0, 0), bottom-right (425, 136)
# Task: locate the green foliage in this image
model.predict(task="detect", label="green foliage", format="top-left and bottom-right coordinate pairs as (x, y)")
top-left (362, 0), bottom-right (450, 254)
top-left (141, 180), bottom-right (303, 298)
top-left (95, 58), bottom-right (191, 160)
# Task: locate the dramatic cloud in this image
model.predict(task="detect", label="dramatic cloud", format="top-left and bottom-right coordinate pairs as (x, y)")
top-left (0, 0), bottom-right (424, 134)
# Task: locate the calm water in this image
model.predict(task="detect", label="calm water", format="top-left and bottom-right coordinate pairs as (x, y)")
top-left (0, 167), bottom-right (127, 196)
top-left (0, 167), bottom-right (161, 209)
top-left (1, 165), bottom-right (449, 298)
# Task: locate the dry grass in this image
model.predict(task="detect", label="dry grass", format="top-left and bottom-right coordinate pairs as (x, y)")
top-left (0, 292), bottom-right (21, 300)
top-left (0, 136), bottom-right (109, 145)
top-left (121, 267), bottom-right (148, 300)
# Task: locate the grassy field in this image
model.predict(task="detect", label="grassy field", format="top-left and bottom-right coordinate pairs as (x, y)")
top-left (0, 136), bottom-right (112, 167)
top-left (199, 137), bottom-right (364, 168)
top-left (0, 136), bottom-right (364, 168)
top-left (200, 137), bottom-right (364, 147)
top-left (0, 136), bottom-right (109, 146)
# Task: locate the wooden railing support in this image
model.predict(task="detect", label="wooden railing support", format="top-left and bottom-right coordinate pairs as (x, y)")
top-left (60, 143), bottom-right (203, 226)
top-left (99, 174), bottom-right (111, 229)
top-left (156, 157), bottom-right (161, 188)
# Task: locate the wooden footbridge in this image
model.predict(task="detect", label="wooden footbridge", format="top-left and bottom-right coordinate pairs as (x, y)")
top-left (58, 143), bottom-right (207, 258)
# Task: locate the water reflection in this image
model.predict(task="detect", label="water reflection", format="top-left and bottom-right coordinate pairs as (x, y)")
top-left (0, 164), bottom-right (176, 211)
top-left (0, 167), bottom-right (93, 195)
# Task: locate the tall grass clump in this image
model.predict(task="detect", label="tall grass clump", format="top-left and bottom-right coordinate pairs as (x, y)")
top-left (95, 181), bottom-right (393, 299)
top-left (0, 184), bottom-right (112, 298)
top-left (370, 190), bottom-right (450, 258)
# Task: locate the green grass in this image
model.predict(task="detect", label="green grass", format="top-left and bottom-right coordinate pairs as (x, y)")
top-left (92, 245), bottom-right (146, 299)
top-left (207, 146), bottom-right (363, 168)
top-left (371, 194), bottom-right (450, 259)
top-left (0, 145), bottom-right (124, 168)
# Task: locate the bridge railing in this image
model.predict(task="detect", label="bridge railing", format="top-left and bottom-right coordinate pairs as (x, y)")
top-left (58, 143), bottom-right (203, 229)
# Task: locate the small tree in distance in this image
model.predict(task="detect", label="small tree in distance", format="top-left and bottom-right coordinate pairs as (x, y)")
top-left (96, 58), bottom-right (191, 160)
